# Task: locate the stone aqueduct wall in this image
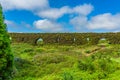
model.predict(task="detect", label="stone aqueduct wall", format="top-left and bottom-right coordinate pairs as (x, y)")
top-left (9, 33), bottom-right (120, 45)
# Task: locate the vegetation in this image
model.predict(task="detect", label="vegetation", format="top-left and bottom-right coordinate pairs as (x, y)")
top-left (11, 42), bottom-right (120, 80)
top-left (0, 5), bottom-right (13, 80)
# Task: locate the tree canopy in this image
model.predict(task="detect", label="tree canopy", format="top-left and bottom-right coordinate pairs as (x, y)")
top-left (0, 4), bottom-right (13, 80)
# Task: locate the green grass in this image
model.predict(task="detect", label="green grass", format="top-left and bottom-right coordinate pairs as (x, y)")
top-left (11, 43), bottom-right (120, 80)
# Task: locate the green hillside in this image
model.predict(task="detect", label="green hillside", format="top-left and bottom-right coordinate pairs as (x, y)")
top-left (12, 43), bottom-right (120, 80)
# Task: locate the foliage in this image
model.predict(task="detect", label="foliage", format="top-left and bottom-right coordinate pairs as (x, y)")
top-left (84, 50), bottom-right (91, 54)
top-left (11, 43), bottom-right (120, 80)
top-left (0, 5), bottom-right (13, 80)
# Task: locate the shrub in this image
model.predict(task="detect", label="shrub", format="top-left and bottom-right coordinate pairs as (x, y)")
top-left (0, 5), bottom-right (13, 80)
top-left (61, 72), bottom-right (73, 80)
top-left (85, 50), bottom-right (91, 54)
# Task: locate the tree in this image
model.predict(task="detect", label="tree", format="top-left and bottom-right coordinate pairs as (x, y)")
top-left (0, 4), bottom-right (13, 80)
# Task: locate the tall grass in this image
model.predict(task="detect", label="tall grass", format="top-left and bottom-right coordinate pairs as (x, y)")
top-left (12, 43), bottom-right (120, 80)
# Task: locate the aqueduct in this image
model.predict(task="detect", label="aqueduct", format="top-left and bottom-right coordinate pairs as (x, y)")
top-left (9, 33), bottom-right (120, 45)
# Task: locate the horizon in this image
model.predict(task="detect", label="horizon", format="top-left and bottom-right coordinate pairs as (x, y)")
top-left (1, 0), bottom-right (120, 33)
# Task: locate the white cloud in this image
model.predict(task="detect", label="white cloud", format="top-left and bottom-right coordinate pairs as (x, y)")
top-left (0, 0), bottom-right (49, 11)
top-left (37, 6), bottom-right (71, 19)
top-left (70, 13), bottom-right (120, 31)
top-left (1, 1), bottom-right (93, 20)
top-left (37, 4), bottom-right (93, 19)
top-left (33, 19), bottom-right (63, 32)
top-left (4, 20), bottom-right (19, 32)
top-left (70, 16), bottom-right (88, 30)
top-left (5, 20), bottom-right (32, 28)
top-left (5, 20), bottom-right (14, 24)
top-left (0, 0), bottom-right (93, 20)
top-left (5, 20), bottom-right (34, 32)
top-left (87, 13), bottom-right (120, 30)
top-left (73, 4), bottom-right (93, 16)
top-left (5, 20), bottom-right (17, 27)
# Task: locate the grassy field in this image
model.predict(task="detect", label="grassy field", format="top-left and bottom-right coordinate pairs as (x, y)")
top-left (11, 43), bottom-right (120, 80)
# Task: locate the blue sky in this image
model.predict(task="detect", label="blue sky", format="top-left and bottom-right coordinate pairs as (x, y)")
top-left (0, 0), bottom-right (120, 33)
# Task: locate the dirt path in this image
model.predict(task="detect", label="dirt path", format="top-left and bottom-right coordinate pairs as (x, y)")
top-left (85, 46), bottom-right (106, 56)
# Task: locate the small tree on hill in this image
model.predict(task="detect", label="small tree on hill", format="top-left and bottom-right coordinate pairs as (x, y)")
top-left (0, 4), bottom-right (13, 80)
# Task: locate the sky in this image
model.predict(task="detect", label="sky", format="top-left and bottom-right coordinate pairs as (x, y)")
top-left (0, 0), bottom-right (120, 33)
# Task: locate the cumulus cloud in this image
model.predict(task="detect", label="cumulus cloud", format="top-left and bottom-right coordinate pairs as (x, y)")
top-left (0, 0), bottom-right (49, 11)
top-left (37, 6), bottom-right (71, 19)
top-left (33, 19), bottom-right (63, 32)
top-left (70, 13), bottom-right (120, 31)
top-left (70, 16), bottom-right (88, 30)
top-left (0, 0), bottom-right (93, 20)
top-left (37, 4), bottom-right (93, 19)
top-left (73, 4), bottom-right (93, 16)
top-left (87, 13), bottom-right (120, 30)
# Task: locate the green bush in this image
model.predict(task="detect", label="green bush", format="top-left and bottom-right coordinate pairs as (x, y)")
top-left (0, 5), bottom-right (13, 80)
top-left (62, 72), bottom-right (73, 80)
top-left (85, 50), bottom-right (91, 54)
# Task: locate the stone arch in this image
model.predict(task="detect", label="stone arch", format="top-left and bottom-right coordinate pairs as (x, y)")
top-left (21, 37), bottom-right (24, 41)
top-left (56, 36), bottom-right (60, 43)
top-left (99, 38), bottom-right (109, 42)
top-left (35, 38), bottom-right (44, 45)
top-left (73, 37), bottom-right (76, 43)
top-left (86, 37), bottom-right (91, 44)
top-left (86, 37), bottom-right (90, 41)
top-left (98, 37), bottom-right (110, 46)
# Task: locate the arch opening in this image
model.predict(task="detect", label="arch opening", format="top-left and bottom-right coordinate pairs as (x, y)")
top-left (87, 38), bottom-right (90, 41)
top-left (36, 38), bottom-right (44, 46)
top-left (73, 37), bottom-right (76, 43)
top-left (98, 38), bottom-right (110, 47)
